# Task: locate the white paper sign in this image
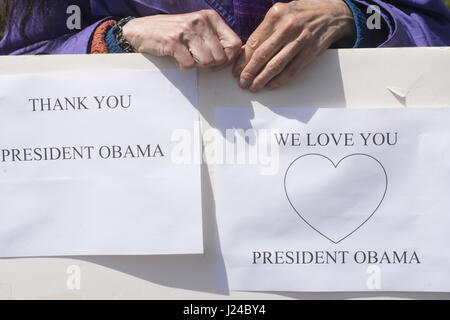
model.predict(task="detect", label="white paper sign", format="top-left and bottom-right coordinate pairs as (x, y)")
top-left (0, 69), bottom-right (203, 257)
top-left (215, 106), bottom-right (450, 292)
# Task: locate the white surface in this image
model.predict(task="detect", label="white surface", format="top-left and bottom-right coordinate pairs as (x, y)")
top-left (0, 48), bottom-right (449, 299)
top-left (0, 69), bottom-right (203, 257)
top-left (215, 107), bottom-right (450, 292)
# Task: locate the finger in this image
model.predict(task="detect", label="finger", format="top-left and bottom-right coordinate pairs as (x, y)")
top-left (211, 46), bottom-right (244, 71)
top-left (187, 36), bottom-right (216, 67)
top-left (266, 34), bottom-right (331, 90)
top-left (248, 38), bottom-right (302, 92)
top-left (232, 45), bottom-right (247, 77)
top-left (238, 29), bottom-right (292, 89)
top-left (266, 51), bottom-right (313, 90)
top-left (208, 11), bottom-right (242, 63)
top-left (201, 26), bottom-right (229, 69)
top-left (171, 43), bottom-right (196, 69)
top-left (232, 18), bottom-right (274, 78)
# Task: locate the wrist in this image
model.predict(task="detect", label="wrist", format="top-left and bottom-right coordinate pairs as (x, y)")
top-left (331, 0), bottom-right (357, 46)
top-left (122, 17), bottom-right (138, 49)
top-left (111, 16), bottom-right (137, 53)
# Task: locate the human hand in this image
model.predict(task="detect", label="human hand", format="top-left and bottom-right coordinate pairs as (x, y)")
top-left (233, 0), bottom-right (356, 92)
top-left (123, 10), bottom-right (242, 70)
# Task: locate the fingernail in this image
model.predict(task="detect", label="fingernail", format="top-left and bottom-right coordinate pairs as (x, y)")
top-left (240, 78), bottom-right (251, 89)
top-left (249, 84), bottom-right (259, 93)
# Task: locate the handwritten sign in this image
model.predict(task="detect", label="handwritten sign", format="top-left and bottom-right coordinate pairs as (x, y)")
top-left (215, 106), bottom-right (450, 292)
top-left (0, 69), bottom-right (203, 257)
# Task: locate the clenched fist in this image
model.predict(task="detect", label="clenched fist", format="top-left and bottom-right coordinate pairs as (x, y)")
top-left (123, 9), bottom-right (242, 70)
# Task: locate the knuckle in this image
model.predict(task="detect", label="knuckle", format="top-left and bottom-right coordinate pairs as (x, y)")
top-left (284, 16), bottom-right (298, 29)
top-left (179, 22), bottom-right (191, 33)
top-left (190, 12), bottom-right (207, 25)
top-left (158, 43), bottom-right (174, 56)
top-left (165, 33), bottom-right (180, 46)
top-left (266, 60), bottom-right (282, 74)
top-left (217, 55), bottom-right (227, 65)
top-left (247, 36), bottom-right (259, 50)
top-left (201, 9), bottom-right (218, 18)
top-left (270, 3), bottom-right (287, 17)
top-left (223, 37), bottom-right (241, 57)
top-left (292, 36), bottom-right (303, 47)
top-left (241, 71), bottom-right (255, 81)
top-left (161, 42), bottom-right (176, 56)
top-left (162, 39), bottom-right (175, 56)
top-left (301, 29), bottom-right (313, 42)
top-left (266, 41), bottom-right (278, 52)
top-left (231, 38), bottom-right (243, 50)
top-left (253, 51), bottom-right (268, 64)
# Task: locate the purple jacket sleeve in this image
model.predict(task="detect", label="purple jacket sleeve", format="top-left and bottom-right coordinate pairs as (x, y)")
top-left (1, 19), bottom-right (112, 55)
top-left (0, 0), bottom-right (127, 55)
top-left (353, 0), bottom-right (450, 47)
top-left (0, 0), bottom-right (201, 55)
top-left (0, 0), bottom-right (449, 55)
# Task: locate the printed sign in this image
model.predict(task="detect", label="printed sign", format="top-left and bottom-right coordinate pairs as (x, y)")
top-left (0, 69), bottom-right (202, 257)
top-left (215, 106), bottom-right (450, 292)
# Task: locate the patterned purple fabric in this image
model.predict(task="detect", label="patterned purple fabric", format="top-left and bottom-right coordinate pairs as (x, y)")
top-left (233, 0), bottom-right (289, 42)
top-left (1, 0), bottom-right (449, 55)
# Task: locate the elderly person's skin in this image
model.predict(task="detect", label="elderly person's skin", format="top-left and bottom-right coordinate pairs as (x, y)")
top-left (123, 0), bottom-right (356, 92)
top-left (233, 0), bottom-right (356, 92)
top-left (123, 10), bottom-right (242, 70)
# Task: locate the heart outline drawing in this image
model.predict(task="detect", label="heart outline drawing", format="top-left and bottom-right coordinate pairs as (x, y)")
top-left (283, 153), bottom-right (388, 244)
